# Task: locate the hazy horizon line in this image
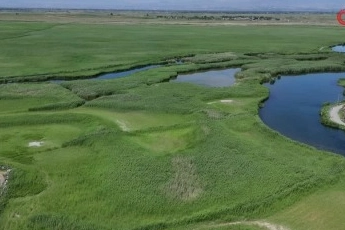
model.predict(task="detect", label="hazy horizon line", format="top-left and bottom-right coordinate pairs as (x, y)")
top-left (0, 7), bottom-right (338, 13)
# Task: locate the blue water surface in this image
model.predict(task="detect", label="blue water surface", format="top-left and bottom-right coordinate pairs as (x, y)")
top-left (172, 68), bottom-right (240, 87)
top-left (332, 45), bottom-right (345, 53)
top-left (94, 65), bottom-right (160, 80)
top-left (259, 72), bottom-right (345, 155)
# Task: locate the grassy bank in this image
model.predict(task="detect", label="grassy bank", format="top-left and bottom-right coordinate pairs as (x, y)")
top-left (1, 13), bottom-right (345, 230)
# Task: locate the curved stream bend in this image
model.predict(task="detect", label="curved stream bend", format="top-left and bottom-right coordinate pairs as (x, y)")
top-left (259, 72), bottom-right (345, 155)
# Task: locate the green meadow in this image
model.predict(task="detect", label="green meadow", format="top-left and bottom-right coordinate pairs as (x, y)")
top-left (2, 12), bottom-right (345, 230)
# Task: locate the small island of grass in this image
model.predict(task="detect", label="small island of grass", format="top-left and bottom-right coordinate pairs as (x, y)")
top-left (321, 78), bottom-right (345, 130)
top-left (321, 102), bottom-right (345, 130)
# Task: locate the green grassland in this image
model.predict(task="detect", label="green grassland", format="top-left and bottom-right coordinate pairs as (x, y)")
top-left (0, 83), bottom-right (85, 113)
top-left (2, 12), bottom-right (345, 230)
top-left (0, 17), bottom-right (345, 81)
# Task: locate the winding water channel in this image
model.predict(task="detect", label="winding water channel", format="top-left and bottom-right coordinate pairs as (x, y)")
top-left (55, 47), bottom-right (345, 154)
top-left (258, 46), bottom-right (345, 155)
top-left (259, 72), bottom-right (345, 155)
top-left (170, 62), bottom-right (345, 155)
top-left (94, 65), bottom-right (160, 80)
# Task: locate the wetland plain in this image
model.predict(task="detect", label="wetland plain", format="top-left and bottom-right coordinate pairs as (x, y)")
top-left (1, 10), bottom-right (345, 230)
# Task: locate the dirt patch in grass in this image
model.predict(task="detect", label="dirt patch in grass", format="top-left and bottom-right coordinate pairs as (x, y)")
top-left (116, 120), bottom-right (130, 132)
top-left (329, 104), bottom-right (345, 126)
top-left (207, 99), bottom-right (234, 105)
top-left (220, 99), bottom-right (234, 103)
top-left (0, 169), bottom-right (10, 190)
top-left (165, 157), bottom-right (202, 201)
top-left (211, 221), bottom-right (290, 230)
top-left (0, 171), bottom-right (6, 186)
top-left (28, 141), bottom-right (44, 147)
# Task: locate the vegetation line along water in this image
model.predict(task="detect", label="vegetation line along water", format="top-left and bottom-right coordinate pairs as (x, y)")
top-left (92, 65), bottom-right (162, 80)
top-left (49, 64), bottom-right (162, 83)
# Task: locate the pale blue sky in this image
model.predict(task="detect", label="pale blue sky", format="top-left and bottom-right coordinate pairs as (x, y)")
top-left (1, 0), bottom-right (345, 11)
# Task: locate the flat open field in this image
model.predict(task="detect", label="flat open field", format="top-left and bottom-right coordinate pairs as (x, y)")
top-left (1, 11), bottom-right (345, 230)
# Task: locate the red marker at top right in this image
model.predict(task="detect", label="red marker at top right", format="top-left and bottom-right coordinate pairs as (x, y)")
top-left (337, 9), bottom-right (345, 26)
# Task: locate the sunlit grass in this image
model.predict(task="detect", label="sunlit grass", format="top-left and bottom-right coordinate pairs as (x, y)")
top-left (1, 13), bottom-right (345, 230)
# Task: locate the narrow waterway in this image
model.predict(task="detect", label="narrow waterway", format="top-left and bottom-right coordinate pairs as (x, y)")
top-left (94, 65), bottom-right (160, 80)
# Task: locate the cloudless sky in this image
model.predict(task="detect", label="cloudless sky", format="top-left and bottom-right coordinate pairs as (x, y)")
top-left (1, 0), bottom-right (345, 11)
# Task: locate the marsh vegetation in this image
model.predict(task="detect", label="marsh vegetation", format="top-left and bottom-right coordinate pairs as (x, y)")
top-left (1, 11), bottom-right (345, 230)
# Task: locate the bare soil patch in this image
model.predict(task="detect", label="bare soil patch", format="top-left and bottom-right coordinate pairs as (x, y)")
top-left (210, 221), bottom-right (290, 230)
top-left (0, 171), bottom-right (6, 186)
top-left (28, 141), bottom-right (44, 147)
top-left (329, 104), bottom-right (345, 126)
top-left (208, 99), bottom-right (234, 105)
top-left (116, 120), bottom-right (130, 132)
top-left (220, 99), bottom-right (234, 103)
